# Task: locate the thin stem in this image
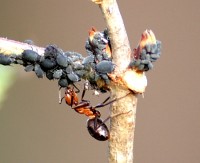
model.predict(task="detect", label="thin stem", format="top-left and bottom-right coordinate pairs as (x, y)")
top-left (92, 0), bottom-right (137, 163)
top-left (0, 37), bottom-right (44, 56)
top-left (99, 0), bottom-right (131, 71)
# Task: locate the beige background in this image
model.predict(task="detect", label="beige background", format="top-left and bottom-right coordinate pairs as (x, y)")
top-left (0, 0), bottom-right (200, 163)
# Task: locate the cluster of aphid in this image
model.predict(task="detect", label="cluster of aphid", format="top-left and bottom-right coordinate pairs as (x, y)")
top-left (129, 30), bottom-right (161, 71)
top-left (23, 46), bottom-right (87, 88)
top-left (83, 28), bottom-right (114, 91)
top-left (0, 29), bottom-right (114, 93)
top-left (129, 41), bottom-right (161, 71)
top-left (0, 45), bottom-right (87, 89)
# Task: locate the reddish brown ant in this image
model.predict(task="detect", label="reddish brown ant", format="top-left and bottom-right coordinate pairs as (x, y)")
top-left (59, 81), bottom-right (130, 141)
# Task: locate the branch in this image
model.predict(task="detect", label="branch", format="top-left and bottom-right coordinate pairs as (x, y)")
top-left (0, 37), bottom-right (44, 56)
top-left (92, 0), bottom-right (136, 162)
top-left (98, 0), bottom-right (131, 71)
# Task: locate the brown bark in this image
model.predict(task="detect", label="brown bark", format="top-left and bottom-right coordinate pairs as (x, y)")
top-left (92, 0), bottom-right (137, 162)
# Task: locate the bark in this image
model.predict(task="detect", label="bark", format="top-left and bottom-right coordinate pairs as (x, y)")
top-left (92, 0), bottom-right (137, 162)
top-left (0, 37), bottom-right (44, 56)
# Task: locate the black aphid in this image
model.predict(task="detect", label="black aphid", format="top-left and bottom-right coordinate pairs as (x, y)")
top-left (22, 50), bottom-right (40, 62)
top-left (0, 54), bottom-right (13, 65)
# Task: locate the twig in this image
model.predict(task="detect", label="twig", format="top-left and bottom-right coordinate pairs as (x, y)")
top-left (92, 0), bottom-right (137, 162)
top-left (98, 0), bottom-right (131, 71)
top-left (0, 37), bottom-right (44, 56)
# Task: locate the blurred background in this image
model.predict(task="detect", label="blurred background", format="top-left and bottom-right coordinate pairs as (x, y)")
top-left (0, 0), bottom-right (200, 163)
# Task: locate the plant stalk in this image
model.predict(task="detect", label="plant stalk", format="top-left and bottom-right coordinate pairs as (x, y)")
top-left (92, 0), bottom-right (138, 162)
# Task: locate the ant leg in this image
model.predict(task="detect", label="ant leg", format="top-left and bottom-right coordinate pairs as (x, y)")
top-left (94, 92), bottom-right (131, 109)
top-left (72, 84), bottom-right (80, 93)
top-left (110, 110), bottom-right (132, 119)
top-left (70, 95), bottom-right (74, 107)
top-left (102, 96), bottom-right (111, 104)
top-left (72, 101), bottom-right (90, 110)
top-left (93, 92), bottom-right (111, 108)
top-left (94, 98), bottom-right (115, 108)
top-left (95, 110), bottom-right (132, 130)
top-left (72, 82), bottom-right (91, 109)
top-left (81, 87), bottom-right (86, 101)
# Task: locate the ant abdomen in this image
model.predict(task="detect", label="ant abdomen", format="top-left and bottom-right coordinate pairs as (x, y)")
top-left (87, 118), bottom-right (110, 141)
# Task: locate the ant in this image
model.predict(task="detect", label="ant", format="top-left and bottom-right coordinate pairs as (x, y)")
top-left (59, 81), bottom-right (130, 141)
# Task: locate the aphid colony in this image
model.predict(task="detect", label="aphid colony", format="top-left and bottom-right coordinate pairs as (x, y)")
top-left (0, 28), bottom-right (161, 141)
top-left (0, 28), bottom-right (161, 92)
top-left (129, 29), bottom-right (161, 71)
